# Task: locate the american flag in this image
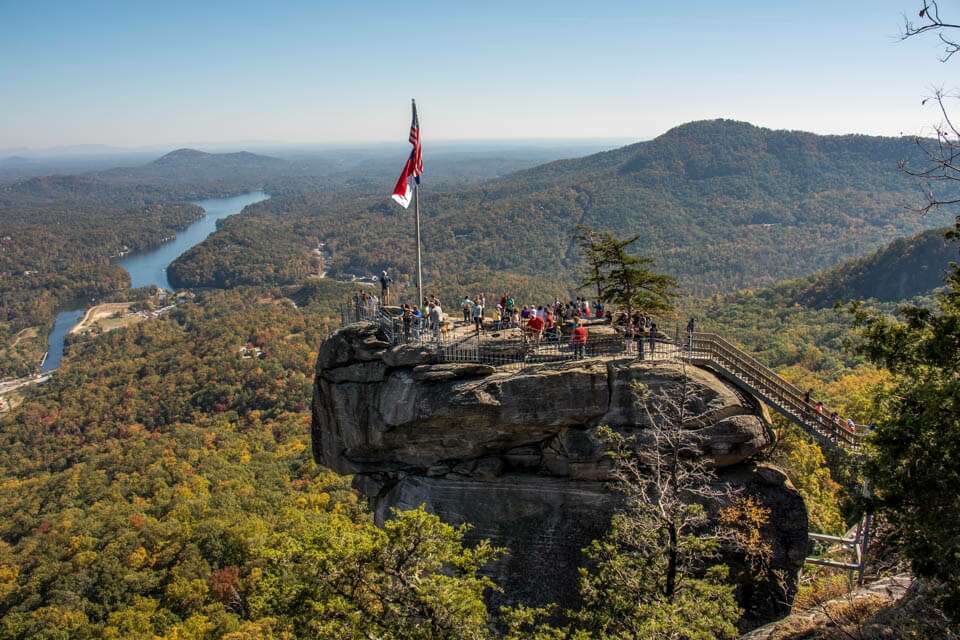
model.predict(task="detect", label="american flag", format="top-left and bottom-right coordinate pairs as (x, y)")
top-left (391, 100), bottom-right (422, 208)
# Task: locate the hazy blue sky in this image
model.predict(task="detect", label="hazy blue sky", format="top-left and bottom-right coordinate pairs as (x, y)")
top-left (1, 1), bottom-right (956, 148)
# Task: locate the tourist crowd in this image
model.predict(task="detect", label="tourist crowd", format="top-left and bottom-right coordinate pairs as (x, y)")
top-left (355, 288), bottom-right (684, 361)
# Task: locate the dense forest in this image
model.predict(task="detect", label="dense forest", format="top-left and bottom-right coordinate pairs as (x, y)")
top-left (2, 120), bottom-right (958, 635)
top-left (168, 120), bottom-right (957, 298)
top-left (0, 279), bottom-right (865, 638)
top-left (0, 284), bottom-right (354, 637)
top-left (0, 202), bottom-right (206, 378)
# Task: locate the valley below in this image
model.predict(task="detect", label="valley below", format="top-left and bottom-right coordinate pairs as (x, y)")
top-left (34, 191), bottom-right (270, 375)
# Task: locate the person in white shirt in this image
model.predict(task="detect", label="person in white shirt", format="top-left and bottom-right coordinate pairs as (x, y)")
top-left (429, 303), bottom-right (443, 336)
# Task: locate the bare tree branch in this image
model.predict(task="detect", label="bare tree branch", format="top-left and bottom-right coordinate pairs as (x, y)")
top-left (902, 2), bottom-right (960, 61)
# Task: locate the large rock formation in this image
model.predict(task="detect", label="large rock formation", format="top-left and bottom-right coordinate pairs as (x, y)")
top-left (312, 322), bottom-right (809, 626)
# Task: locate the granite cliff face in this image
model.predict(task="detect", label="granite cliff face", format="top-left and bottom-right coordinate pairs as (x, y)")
top-left (312, 322), bottom-right (809, 626)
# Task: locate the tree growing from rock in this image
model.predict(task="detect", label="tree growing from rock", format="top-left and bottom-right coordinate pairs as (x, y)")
top-left (575, 225), bottom-right (613, 303)
top-left (576, 226), bottom-right (677, 319)
top-left (573, 379), bottom-right (741, 638)
top-left (536, 374), bottom-right (770, 639)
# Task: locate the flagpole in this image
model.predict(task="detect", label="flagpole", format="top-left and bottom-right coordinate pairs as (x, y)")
top-left (414, 183), bottom-right (423, 310)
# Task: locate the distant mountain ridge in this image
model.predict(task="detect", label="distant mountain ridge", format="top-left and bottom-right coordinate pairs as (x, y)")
top-left (0, 156), bottom-right (32, 165)
top-left (151, 147), bottom-right (285, 167)
top-left (0, 148), bottom-right (288, 205)
top-left (785, 226), bottom-right (957, 306)
top-left (101, 147), bottom-right (286, 183)
top-left (175, 119), bottom-right (957, 296)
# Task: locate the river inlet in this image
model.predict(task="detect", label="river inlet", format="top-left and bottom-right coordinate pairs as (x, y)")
top-left (41, 191), bottom-right (270, 373)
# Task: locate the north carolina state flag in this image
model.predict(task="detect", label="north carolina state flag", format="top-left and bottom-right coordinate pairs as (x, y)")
top-left (391, 100), bottom-right (423, 208)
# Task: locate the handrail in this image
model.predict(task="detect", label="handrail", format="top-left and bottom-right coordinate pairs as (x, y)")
top-left (696, 335), bottom-right (812, 414)
top-left (686, 332), bottom-right (865, 451)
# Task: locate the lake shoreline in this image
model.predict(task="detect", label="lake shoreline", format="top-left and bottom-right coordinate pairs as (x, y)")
top-left (41, 191), bottom-right (271, 373)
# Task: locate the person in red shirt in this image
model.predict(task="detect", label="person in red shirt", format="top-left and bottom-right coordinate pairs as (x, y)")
top-left (525, 313), bottom-right (545, 343)
top-left (571, 321), bottom-right (588, 359)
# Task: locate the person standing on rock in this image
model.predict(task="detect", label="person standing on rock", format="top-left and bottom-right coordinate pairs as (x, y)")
top-left (402, 304), bottom-right (413, 342)
top-left (472, 298), bottom-right (484, 333)
top-left (635, 315), bottom-right (645, 360)
top-left (380, 270), bottom-right (392, 305)
top-left (429, 301), bottom-right (443, 340)
top-left (624, 316), bottom-right (635, 354)
top-left (412, 304), bottom-right (424, 341)
top-left (571, 320), bottom-right (588, 359)
top-left (544, 307), bottom-right (557, 342)
top-left (462, 296), bottom-right (474, 325)
top-left (526, 311), bottom-right (545, 345)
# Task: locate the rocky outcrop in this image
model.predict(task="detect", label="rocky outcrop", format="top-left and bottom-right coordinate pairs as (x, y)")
top-left (740, 575), bottom-right (914, 639)
top-left (312, 322), bottom-right (807, 627)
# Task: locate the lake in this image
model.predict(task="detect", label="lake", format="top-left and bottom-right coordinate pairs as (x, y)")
top-left (40, 309), bottom-right (85, 372)
top-left (41, 191), bottom-right (270, 373)
top-left (120, 191), bottom-right (270, 290)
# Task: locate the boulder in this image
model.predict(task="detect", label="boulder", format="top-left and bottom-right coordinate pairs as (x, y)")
top-left (314, 355), bottom-right (767, 474)
top-left (321, 361), bottom-right (387, 384)
top-left (317, 322), bottom-right (387, 370)
top-left (412, 362), bottom-right (496, 381)
top-left (697, 414), bottom-right (770, 467)
top-left (383, 343), bottom-right (434, 368)
top-left (312, 324), bottom-right (799, 625)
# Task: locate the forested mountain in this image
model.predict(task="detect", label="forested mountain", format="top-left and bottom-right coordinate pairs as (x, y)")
top-left (169, 119), bottom-right (957, 297)
top-left (0, 149), bottom-right (284, 205)
top-left (783, 226), bottom-right (956, 306)
top-left (697, 227), bottom-right (957, 376)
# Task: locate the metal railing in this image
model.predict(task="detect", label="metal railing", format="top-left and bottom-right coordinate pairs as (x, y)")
top-left (686, 332), bottom-right (866, 451)
top-left (434, 333), bottom-right (682, 368)
top-left (338, 303), bottom-right (865, 452)
top-left (341, 302), bottom-right (442, 345)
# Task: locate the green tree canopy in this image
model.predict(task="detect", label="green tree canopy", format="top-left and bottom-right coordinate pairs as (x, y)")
top-left (576, 226), bottom-right (677, 318)
top-left (854, 222), bottom-right (960, 612)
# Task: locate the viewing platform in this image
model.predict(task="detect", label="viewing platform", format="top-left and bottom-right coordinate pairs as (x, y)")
top-left (339, 301), bottom-right (867, 453)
